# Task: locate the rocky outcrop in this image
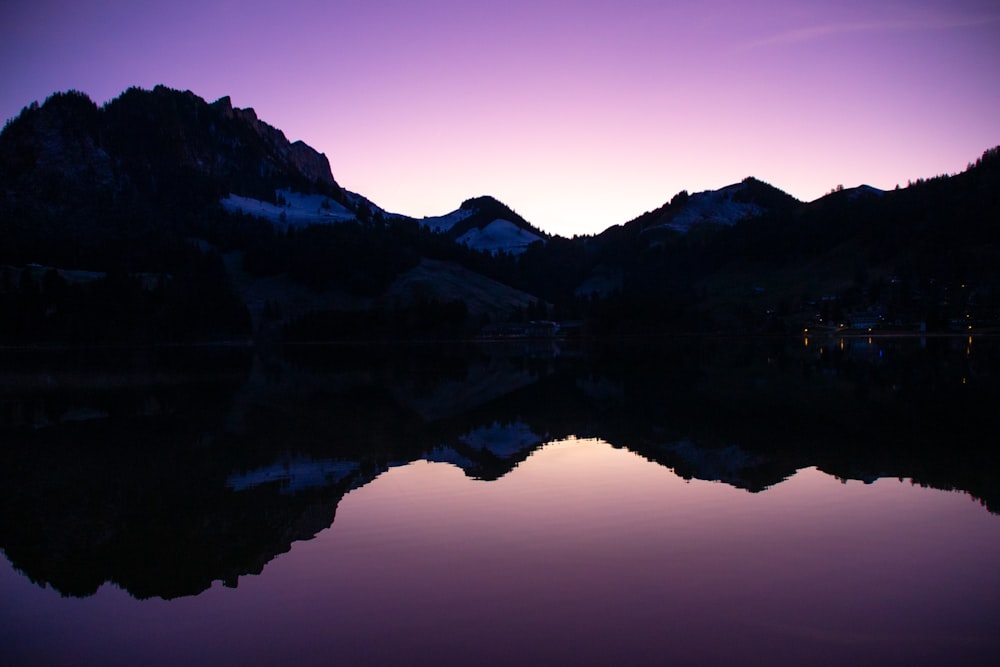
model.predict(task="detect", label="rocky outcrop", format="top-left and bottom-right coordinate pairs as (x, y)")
top-left (223, 101), bottom-right (337, 189)
top-left (1, 86), bottom-right (345, 218)
top-left (288, 140), bottom-right (336, 187)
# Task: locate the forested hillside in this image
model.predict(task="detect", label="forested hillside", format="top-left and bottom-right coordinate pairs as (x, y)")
top-left (2, 86), bottom-right (998, 344)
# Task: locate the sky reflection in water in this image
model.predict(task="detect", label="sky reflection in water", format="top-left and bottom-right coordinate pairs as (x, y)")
top-left (3, 437), bottom-right (998, 666)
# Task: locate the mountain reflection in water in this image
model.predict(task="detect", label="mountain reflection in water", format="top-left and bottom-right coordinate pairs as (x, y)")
top-left (1, 338), bottom-right (999, 665)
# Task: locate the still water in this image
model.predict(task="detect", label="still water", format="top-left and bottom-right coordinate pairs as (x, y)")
top-left (1, 338), bottom-right (999, 665)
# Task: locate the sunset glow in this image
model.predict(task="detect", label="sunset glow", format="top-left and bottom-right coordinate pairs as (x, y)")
top-left (3, 0), bottom-right (998, 235)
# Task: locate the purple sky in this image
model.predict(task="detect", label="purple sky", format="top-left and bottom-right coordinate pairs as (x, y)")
top-left (2, 1), bottom-right (998, 235)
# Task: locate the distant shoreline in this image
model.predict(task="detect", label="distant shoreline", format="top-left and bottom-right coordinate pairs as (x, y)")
top-left (1, 330), bottom-right (998, 352)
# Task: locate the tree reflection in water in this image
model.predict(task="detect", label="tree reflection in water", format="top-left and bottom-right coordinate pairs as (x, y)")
top-left (0, 336), bottom-right (998, 605)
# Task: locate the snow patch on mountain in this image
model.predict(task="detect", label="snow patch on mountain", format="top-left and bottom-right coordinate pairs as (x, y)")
top-left (663, 440), bottom-right (761, 484)
top-left (661, 183), bottom-right (762, 233)
top-left (420, 207), bottom-right (476, 233)
top-left (847, 184), bottom-right (885, 200)
top-left (459, 420), bottom-right (544, 458)
top-left (423, 446), bottom-right (476, 471)
top-left (226, 456), bottom-right (359, 494)
top-left (343, 190), bottom-right (402, 219)
top-left (221, 188), bottom-right (355, 226)
top-left (457, 218), bottom-right (544, 255)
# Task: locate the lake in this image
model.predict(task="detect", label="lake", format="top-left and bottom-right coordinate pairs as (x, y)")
top-left (1, 336), bottom-right (999, 665)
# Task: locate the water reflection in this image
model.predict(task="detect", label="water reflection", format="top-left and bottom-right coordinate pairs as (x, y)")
top-left (324, 441), bottom-right (998, 665)
top-left (2, 338), bottom-right (999, 601)
top-left (2, 439), bottom-right (998, 666)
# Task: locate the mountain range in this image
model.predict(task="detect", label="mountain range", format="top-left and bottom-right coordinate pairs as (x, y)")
top-left (2, 85), bottom-right (999, 343)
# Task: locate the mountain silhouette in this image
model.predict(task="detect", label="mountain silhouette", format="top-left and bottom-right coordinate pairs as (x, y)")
top-left (2, 85), bottom-right (999, 344)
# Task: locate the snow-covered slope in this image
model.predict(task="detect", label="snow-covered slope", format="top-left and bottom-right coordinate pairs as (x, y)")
top-left (226, 456), bottom-right (359, 494)
top-left (222, 189), bottom-right (545, 258)
top-left (221, 188), bottom-right (356, 226)
top-left (846, 184), bottom-right (885, 200)
top-left (660, 183), bottom-right (762, 233)
top-left (420, 207), bottom-right (476, 233)
top-left (423, 196), bottom-right (547, 255)
top-left (812, 184), bottom-right (887, 205)
top-left (421, 420), bottom-right (545, 475)
top-left (457, 218), bottom-right (544, 255)
top-left (458, 419), bottom-right (544, 458)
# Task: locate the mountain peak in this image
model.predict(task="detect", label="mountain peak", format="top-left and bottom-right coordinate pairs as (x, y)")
top-left (625, 177), bottom-right (799, 237)
top-left (106, 86), bottom-right (342, 199)
top-left (413, 195), bottom-right (546, 255)
top-left (460, 195), bottom-right (498, 210)
top-left (0, 85), bottom-right (351, 267)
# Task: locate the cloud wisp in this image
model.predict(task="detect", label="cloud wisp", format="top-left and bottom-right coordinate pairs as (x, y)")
top-left (742, 12), bottom-right (1000, 51)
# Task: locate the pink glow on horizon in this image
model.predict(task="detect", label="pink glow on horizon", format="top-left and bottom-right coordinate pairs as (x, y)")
top-left (2, 0), bottom-right (998, 235)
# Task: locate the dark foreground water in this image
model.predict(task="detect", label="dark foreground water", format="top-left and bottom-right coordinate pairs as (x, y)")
top-left (1, 336), bottom-right (999, 665)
